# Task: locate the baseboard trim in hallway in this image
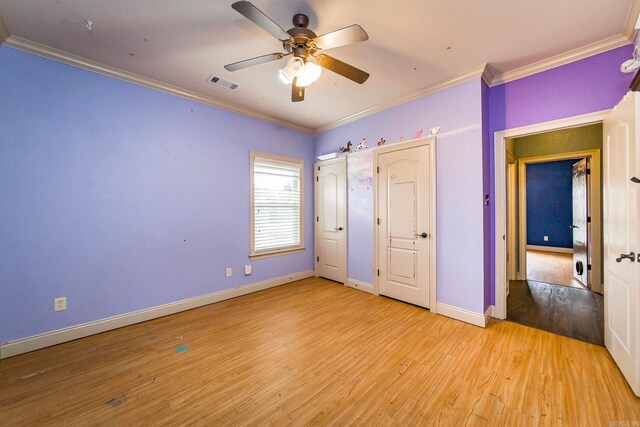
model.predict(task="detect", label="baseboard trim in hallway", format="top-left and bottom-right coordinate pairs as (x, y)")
top-left (0, 269), bottom-right (315, 359)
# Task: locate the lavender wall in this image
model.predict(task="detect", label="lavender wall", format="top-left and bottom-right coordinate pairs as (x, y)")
top-left (0, 46), bottom-right (315, 343)
top-left (345, 149), bottom-right (374, 285)
top-left (316, 78), bottom-right (487, 314)
top-left (487, 44), bottom-right (634, 304)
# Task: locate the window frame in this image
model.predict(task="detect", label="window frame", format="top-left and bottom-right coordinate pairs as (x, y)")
top-left (249, 151), bottom-right (305, 259)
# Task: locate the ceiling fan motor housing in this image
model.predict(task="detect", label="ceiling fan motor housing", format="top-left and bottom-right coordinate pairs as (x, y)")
top-left (292, 13), bottom-right (309, 28)
top-left (283, 13), bottom-right (318, 57)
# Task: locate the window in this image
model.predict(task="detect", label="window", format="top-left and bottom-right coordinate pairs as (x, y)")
top-left (250, 151), bottom-right (304, 257)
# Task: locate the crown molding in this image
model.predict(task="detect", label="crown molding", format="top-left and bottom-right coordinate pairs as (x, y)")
top-left (313, 64), bottom-right (487, 134)
top-left (0, 13), bottom-right (9, 44)
top-left (2, 36), bottom-right (314, 134)
top-left (0, 12), bottom-right (635, 135)
top-left (490, 34), bottom-right (632, 86)
top-left (481, 64), bottom-right (495, 87)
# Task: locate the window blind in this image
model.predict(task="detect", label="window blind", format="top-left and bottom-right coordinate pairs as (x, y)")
top-left (253, 156), bottom-right (302, 253)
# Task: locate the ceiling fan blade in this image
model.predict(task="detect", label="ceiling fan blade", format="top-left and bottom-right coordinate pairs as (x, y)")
top-left (224, 52), bottom-right (285, 71)
top-left (292, 78), bottom-right (305, 102)
top-left (313, 54), bottom-right (370, 84)
top-left (312, 24), bottom-right (368, 51)
top-left (231, 1), bottom-right (291, 41)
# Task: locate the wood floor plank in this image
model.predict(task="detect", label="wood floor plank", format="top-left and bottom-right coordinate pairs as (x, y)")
top-left (526, 250), bottom-right (587, 289)
top-left (1, 278), bottom-right (638, 425)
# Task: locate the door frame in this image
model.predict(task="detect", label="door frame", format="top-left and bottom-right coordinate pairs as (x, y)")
top-left (314, 156), bottom-right (348, 285)
top-left (373, 136), bottom-right (437, 312)
top-left (517, 150), bottom-right (601, 291)
top-left (494, 110), bottom-right (609, 319)
top-left (507, 153), bottom-right (517, 282)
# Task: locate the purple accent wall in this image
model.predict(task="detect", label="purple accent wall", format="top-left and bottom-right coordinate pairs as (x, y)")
top-left (0, 46), bottom-right (315, 343)
top-left (316, 78), bottom-right (486, 313)
top-left (487, 44), bottom-right (634, 304)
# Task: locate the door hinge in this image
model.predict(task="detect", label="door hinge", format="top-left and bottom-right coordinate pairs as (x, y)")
top-left (317, 216), bottom-right (319, 222)
top-left (377, 269), bottom-right (380, 276)
top-left (586, 168), bottom-right (591, 175)
top-left (316, 176), bottom-right (318, 182)
top-left (317, 166), bottom-right (320, 171)
top-left (377, 218), bottom-right (380, 225)
top-left (587, 264), bottom-right (592, 271)
top-left (377, 166), bottom-right (380, 174)
top-left (587, 216), bottom-right (591, 223)
top-left (317, 256), bottom-right (319, 262)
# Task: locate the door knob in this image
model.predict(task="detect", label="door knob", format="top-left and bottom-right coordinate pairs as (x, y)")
top-left (414, 232), bottom-right (428, 239)
top-left (616, 252), bottom-right (635, 263)
top-left (334, 227), bottom-right (343, 231)
top-left (570, 225), bottom-right (579, 229)
top-left (631, 177), bottom-right (640, 183)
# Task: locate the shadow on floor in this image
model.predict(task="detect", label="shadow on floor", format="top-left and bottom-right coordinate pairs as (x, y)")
top-left (507, 280), bottom-right (604, 346)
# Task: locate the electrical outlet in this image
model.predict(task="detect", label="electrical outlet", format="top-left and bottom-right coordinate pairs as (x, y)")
top-left (244, 265), bottom-right (252, 275)
top-left (54, 297), bottom-right (67, 312)
top-left (543, 236), bottom-right (549, 241)
top-left (226, 267), bottom-right (232, 277)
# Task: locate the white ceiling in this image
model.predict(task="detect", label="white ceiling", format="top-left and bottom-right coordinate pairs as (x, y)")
top-left (0, 0), bottom-right (638, 133)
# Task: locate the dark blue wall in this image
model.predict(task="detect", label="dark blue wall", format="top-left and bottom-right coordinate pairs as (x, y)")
top-left (526, 160), bottom-right (577, 248)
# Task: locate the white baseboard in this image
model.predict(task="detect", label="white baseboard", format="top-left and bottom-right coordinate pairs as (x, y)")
top-left (484, 305), bottom-right (494, 325)
top-left (345, 278), bottom-right (376, 295)
top-left (436, 303), bottom-right (490, 328)
top-left (526, 245), bottom-right (573, 254)
top-left (0, 270), bottom-right (314, 359)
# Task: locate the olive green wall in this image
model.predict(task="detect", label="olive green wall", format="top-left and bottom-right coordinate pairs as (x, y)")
top-left (508, 123), bottom-right (602, 158)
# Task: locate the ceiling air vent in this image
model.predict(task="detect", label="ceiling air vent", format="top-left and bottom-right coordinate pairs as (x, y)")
top-left (207, 75), bottom-right (239, 90)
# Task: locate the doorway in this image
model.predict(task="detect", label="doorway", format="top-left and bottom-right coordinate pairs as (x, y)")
top-left (373, 137), bottom-right (437, 310)
top-left (496, 119), bottom-right (605, 345)
top-left (516, 150), bottom-right (602, 293)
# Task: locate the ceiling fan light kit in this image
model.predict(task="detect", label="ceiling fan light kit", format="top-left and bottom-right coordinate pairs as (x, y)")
top-left (224, 1), bottom-right (370, 102)
top-left (278, 57), bottom-right (322, 87)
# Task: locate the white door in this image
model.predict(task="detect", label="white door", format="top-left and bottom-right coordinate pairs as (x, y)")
top-left (572, 158), bottom-right (589, 287)
top-left (315, 158), bottom-right (347, 283)
top-left (604, 91), bottom-right (640, 396)
top-left (377, 144), bottom-right (432, 308)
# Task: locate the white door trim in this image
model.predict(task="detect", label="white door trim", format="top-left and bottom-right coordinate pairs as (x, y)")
top-left (517, 149), bottom-right (602, 289)
top-left (314, 156), bottom-right (348, 285)
top-left (494, 109), bottom-right (609, 319)
top-left (373, 136), bottom-right (437, 313)
top-left (507, 155), bottom-right (518, 282)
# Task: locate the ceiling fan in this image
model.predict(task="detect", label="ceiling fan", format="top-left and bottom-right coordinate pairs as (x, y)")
top-left (224, 1), bottom-right (370, 102)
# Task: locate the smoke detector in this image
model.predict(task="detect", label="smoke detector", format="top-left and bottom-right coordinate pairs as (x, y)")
top-left (621, 44), bottom-right (640, 73)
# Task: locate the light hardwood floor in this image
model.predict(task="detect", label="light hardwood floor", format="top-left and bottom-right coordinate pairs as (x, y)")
top-left (1, 278), bottom-right (638, 425)
top-left (527, 249), bottom-right (587, 289)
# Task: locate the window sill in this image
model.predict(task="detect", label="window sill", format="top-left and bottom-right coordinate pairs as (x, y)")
top-left (249, 248), bottom-right (305, 260)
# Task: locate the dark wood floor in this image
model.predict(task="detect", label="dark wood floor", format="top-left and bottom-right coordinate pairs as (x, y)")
top-left (507, 280), bottom-right (604, 345)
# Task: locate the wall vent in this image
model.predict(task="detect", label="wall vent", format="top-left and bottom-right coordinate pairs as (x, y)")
top-left (207, 75), bottom-right (239, 90)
